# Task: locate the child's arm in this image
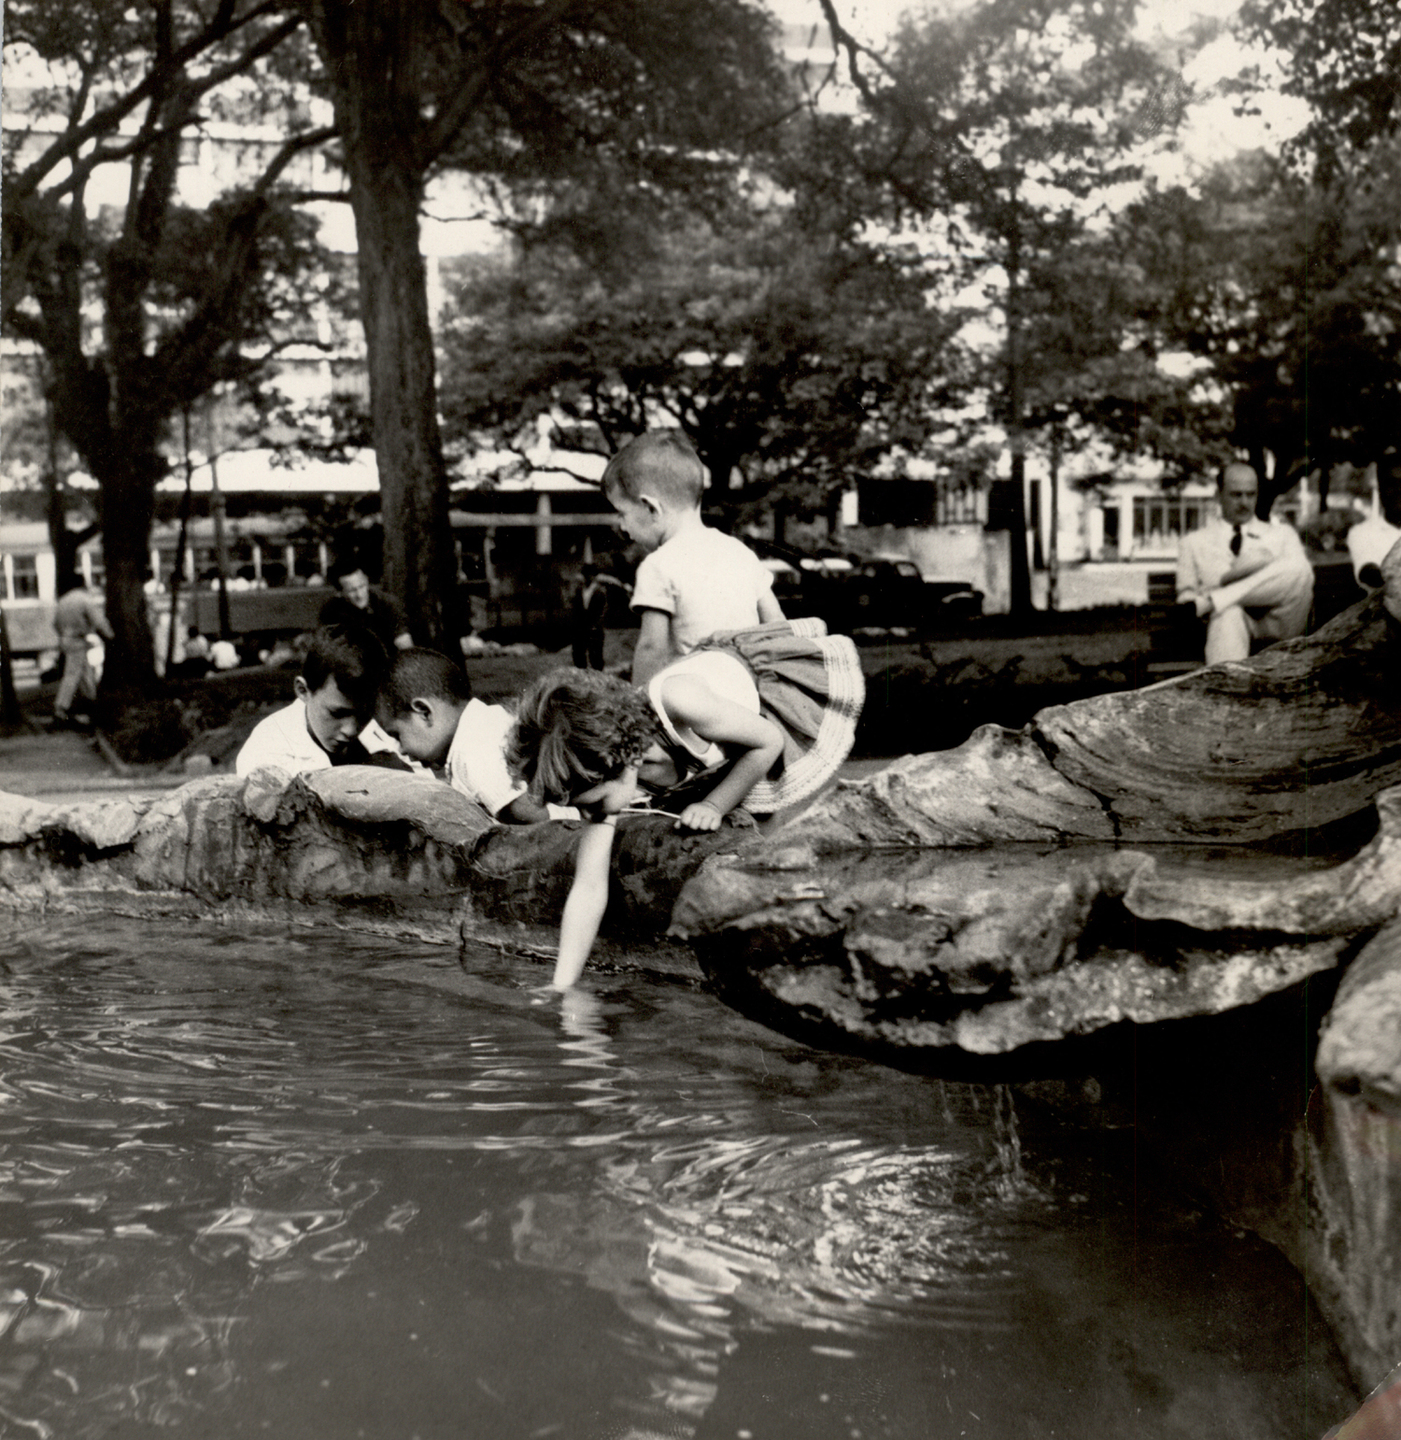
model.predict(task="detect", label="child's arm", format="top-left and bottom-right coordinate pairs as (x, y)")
top-left (551, 764), bottom-right (639, 986)
top-left (630, 608), bottom-right (673, 686)
top-left (757, 589), bottom-right (785, 623)
top-left (655, 674), bottom-right (784, 832)
top-left (553, 817), bottom-right (617, 987)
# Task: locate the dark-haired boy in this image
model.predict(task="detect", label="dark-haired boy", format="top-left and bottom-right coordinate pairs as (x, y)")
top-left (235, 625), bottom-right (409, 777)
top-left (602, 430), bottom-right (783, 685)
top-left (378, 647), bottom-right (565, 823)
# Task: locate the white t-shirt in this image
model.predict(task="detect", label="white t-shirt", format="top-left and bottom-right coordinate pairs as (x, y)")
top-left (446, 699), bottom-right (523, 816)
top-left (445, 699), bottom-right (578, 820)
top-left (1175, 516), bottom-right (1308, 601)
top-left (235, 700), bottom-right (409, 778)
top-left (647, 649), bottom-right (760, 770)
top-left (631, 525), bottom-right (774, 655)
top-left (236, 698), bottom-right (333, 777)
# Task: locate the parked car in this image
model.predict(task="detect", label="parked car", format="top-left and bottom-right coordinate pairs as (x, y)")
top-left (802, 558), bottom-right (982, 633)
top-left (759, 556), bottom-right (805, 606)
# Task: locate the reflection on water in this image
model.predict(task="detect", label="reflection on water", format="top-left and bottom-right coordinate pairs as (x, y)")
top-left (0, 915), bottom-right (1355, 1439)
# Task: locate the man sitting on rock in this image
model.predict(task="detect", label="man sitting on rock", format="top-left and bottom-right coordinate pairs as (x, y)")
top-left (1176, 462), bottom-right (1314, 665)
top-left (235, 625), bottom-right (411, 778)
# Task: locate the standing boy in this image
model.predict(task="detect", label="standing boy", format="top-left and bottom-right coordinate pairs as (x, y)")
top-left (603, 431), bottom-right (783, 685)
top-left (235, 625), bottom-right (408, 777)
top-left (378, 647), bottom-right (565, 823)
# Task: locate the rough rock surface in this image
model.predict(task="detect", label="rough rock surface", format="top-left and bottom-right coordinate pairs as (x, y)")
top-left (781, 591), bottom-right (1401, 852)
top-left (0, 766), bottom-right (745, 976)
top-left (1307, 917), bottom-right (1401, 1389)
top-left (672, 818), bottom-right (1396, 1055)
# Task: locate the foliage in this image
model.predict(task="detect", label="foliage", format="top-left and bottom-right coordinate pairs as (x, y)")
top-left (822, 0), bottom-right (1188, 607)
top-left (3, 0), bottom-right (334, 696)
top-left (1124, 144), bottom-right (1401, 504)
top-left (1238, 0), bottom-right (1401, 164)
top-left (438, 163), bottom-right (970, 521)
top-left (300, 0), bottom-right (795, 644)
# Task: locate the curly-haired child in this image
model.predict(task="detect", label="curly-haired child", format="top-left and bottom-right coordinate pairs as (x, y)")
top-left (509, 617), bottom-right (864, 988)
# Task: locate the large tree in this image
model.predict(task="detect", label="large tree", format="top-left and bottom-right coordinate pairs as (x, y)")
top-left (820, 0), bottom-right (1183, 610)
top-left (3, 0), bottom-right (332, 699)
top-left (301, 0), bottom-right (790, 644)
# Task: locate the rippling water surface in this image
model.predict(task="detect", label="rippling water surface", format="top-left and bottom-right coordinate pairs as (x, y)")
top-left (0, 915), bottom-right (1354, 1439)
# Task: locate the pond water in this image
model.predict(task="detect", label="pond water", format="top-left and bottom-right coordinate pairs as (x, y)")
top-left (0, 915), bottom-right (1356, 1440)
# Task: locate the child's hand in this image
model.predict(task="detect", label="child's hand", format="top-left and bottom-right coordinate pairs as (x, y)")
top-left (676, 800), bottom-right (724, 832)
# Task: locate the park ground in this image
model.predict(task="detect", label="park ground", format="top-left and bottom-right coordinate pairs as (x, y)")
top-left (1, 610), bottom-right (1163, 806)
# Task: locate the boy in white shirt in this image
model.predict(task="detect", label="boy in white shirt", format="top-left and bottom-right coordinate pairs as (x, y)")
top-left (377, 647), bottom-right (557, 823)
top-left (235, 625), bottom-right (409, 777)
top-left (604, 430), bottom-right (784, 685)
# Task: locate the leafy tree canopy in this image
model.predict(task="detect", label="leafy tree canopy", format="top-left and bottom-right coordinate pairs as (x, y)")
top-left (438, 151), bottom-right (972, 524)
top-left (1124, 140), bottom-right (1401, 503)
top-left (3, 0), bottom-right (334, 696)
top-left (1238, 0), bottom-right (1401, 162)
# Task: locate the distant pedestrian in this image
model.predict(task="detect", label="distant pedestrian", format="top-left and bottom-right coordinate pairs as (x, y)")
top-left (51, 574), bottom-right (112, 727)
top-left (1175, 463), bottom-right (1314, 664)
top-left (571, 564), bottom-right (612, 670)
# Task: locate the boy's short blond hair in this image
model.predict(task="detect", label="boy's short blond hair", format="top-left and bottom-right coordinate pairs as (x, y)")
top-left (601, 430), bottom-right (705, 510)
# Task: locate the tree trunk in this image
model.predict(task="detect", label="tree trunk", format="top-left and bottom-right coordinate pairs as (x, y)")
top-left (1003, 211), bottom-right (1033, 615)
top-left (309, 0), bottom-right (453, 647)
top-left (347, 161), bottom-right (452, 645)
top-left (97, 445), bottom-right (160, 703)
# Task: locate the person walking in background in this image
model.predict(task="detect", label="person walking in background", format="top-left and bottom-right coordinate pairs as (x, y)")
top-left (603, 431), bottom-right (784, 685)
top-left (318, 564), bottom-right (412, 653)
top-left (51, 574), bottom-right (113, 728)
top-left (1175, 462), bottom-right (1314, 664)
top-left (571, 563), bottom-right (617, 670)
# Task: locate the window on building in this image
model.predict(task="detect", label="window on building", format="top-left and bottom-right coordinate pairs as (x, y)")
top-left (858, 478), bottom-right (987, 528)
top-left (4, 555), bottom-right (40, 600)
top-left (1132, 496), bottom-right (1208, 551)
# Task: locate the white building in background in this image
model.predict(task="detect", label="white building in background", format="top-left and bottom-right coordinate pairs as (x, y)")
top-left (846, 454), bottom-right (1333, 614)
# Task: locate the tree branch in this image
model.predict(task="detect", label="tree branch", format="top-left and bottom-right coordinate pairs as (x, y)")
top-left (419, 0), bottom-right (582, 168)
top-left (13, 2), bottom-right (297, 200)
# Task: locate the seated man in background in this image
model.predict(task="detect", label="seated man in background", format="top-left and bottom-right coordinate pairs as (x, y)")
top-left (1347, 452), bottom-right (1401, 591)
top-left (318, 565), bottom-right (412, 653)
top-left (1176, 462), bottom-right (1314, 664)
top-left (235, 625), bottom-right (412, 777)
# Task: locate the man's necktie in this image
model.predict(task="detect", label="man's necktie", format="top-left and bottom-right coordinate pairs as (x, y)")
top-left (1230, 524), bottom-right (1243, 556)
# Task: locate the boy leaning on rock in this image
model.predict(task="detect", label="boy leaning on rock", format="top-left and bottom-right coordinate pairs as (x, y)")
top-left (377, 646), bottom-right (574, 824)
top-left (234, 625), bottom-right (412, 778)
